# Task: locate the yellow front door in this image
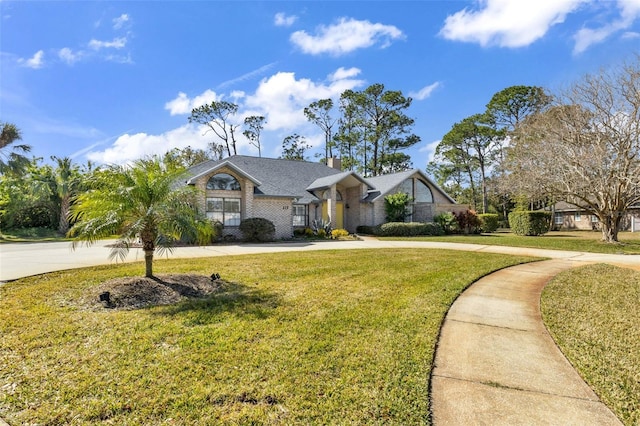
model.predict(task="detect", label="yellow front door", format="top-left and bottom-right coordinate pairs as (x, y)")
top-left (322, 201), bottom-right (344, 229)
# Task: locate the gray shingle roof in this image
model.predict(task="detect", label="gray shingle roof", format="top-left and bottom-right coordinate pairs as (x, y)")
top-left (182, 156), bottom-right (343, 204)
top-left (363, 169), bottom-right (455, 203)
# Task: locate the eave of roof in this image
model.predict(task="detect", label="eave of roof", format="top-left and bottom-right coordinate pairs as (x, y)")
top-left (185, 160), bottom-right (262, 186)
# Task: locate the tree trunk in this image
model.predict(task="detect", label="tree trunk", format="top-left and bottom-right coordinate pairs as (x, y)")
top-left (58, 195), bottom-right (70, 235)
top-left (144, 250), bottom-right (154, 278)
top-left (600, 214), bottom-right (621, 243)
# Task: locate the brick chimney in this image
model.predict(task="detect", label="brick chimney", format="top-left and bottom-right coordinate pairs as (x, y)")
top-left (327, 157), bottom-right (342, 170)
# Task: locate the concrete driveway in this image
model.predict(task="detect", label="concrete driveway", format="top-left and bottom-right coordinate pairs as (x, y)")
top-left (1, 239), bottom-right (639, 282)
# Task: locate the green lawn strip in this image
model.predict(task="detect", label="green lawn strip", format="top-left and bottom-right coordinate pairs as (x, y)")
top-left (383, 231), bottom-right (640, 254)
top-left (0, 227), bottom-right (69, 243)
top-left (541, 264), bottom-right (640, 426)
top-left (0, 249), bottom-right (534, 425)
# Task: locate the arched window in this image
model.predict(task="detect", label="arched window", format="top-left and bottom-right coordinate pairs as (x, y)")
top-left (415, 179), bottom-right (433, 203)
top-left (398, 178), bottom-right (433, 203)
top-left (322, 190), bottom-right (343, 201)
top-left (207, 173), bottom-right (241, 191)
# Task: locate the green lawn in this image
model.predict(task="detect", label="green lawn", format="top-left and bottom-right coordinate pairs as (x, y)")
top-left (0, 227), bottom-right (69, 243)
top-left (542, 264), bottom-right (640, 426)
top-left (0, 249), bottom-right (534, 425)
top-left (384, 230), bottom-right (640, 254)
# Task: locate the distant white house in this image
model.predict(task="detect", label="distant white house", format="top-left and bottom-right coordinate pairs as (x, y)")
top-left (180, 155), bottom-right (465, 239)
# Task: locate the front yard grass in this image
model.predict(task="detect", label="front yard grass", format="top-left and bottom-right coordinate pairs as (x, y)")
top-left (0, 249), bottom-right (534, 425)
top-left (541, 264), bottom-right (640, 426)
top-left (383, 230), bottom-right (640, 254)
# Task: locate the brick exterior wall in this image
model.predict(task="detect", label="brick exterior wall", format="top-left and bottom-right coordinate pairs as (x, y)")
top-left (190, 166), bottom-right (294, 240)
top-left (253, 197), bottom-right (294, 239)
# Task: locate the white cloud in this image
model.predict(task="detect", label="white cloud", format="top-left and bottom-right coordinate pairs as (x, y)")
top-left (440, 0), bottom-right (587, 48)
top-left (328, 67), bottom-right (361, 81)
top-left (409, 82), bottom-right (441, 101)
top-left (290, 17), bottom-right (405, 56)
top-left (90, 67), bottom-right (365, 163)
top-left (622, 30), bottom-right (640, 38)
top-left (244, 69), bottom-right (364, 130)
top-left (164, 90), bottom-right (219, 116)
top-left (19, 50), bottom-right (44, 69)
top-left (89, 37), bottom-right (127, 50)
top-left (419, 139), bottom-right (441, 164)
top-left (274, 12), bottom-right (297, 27)
top-left (58, 47), bottom-right (82, 65)
top-left (573, 0), bottom-right (640, 53)
top-left (113, 13), bottom-right (130, 30)
top-left (86, 124), bottom-right (211, 164)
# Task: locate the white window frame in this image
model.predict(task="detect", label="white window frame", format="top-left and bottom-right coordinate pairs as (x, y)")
top-left (575, 212), bottom-right (582, 222)
top-left (554, 213), bottom-right (563, 225)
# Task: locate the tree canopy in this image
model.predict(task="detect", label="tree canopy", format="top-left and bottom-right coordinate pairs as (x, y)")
top-left (69, 158), bottom-right (214, 277)
top-left (504, 57), bottom-right (640, 242)
top-left (0, 122), bottom-right (31, 176)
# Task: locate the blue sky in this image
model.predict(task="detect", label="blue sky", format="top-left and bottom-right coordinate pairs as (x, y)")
top-left (2, 0), bottom-right (639, 169)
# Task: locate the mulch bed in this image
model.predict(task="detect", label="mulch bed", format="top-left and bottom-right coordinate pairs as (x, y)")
top-left (81, 274), bottom-right (225, 310)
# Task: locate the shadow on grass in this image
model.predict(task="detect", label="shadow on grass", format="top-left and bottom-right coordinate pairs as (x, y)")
top-left (155, 281), bottom-right (282, 324)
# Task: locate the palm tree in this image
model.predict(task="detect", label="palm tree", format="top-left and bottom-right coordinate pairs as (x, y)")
top-left (68, 157), bottom-right (215, 277)
top-left (49, 156), bottom-right (82, 234)
top-left (0, 122), bottom-right (31, 175)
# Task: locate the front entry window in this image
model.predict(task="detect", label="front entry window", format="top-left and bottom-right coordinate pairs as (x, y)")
top-left (207, 197), bottom-right (241, 226)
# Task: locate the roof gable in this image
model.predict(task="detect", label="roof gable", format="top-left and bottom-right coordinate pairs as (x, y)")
top-left (364, 169), bottom-right (455, 203)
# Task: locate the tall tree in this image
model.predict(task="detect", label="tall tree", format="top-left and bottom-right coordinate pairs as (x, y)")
top-left (0, 122), bottom-right (31, 176)
top-left (243, 115), bottom-right (266, 157)
top-left (486, 85), bottom-right (552, 132)
top-left (188, 101), bottom-right (240, 157)
top-left (504, 58), bottom-right (640, 242)
top-left (280, 134), bottom-right (311, 161)
top-left (335, 90), bottom-right (364, 172)
top-left (304, 99), bottom-right (336, 163)
top-left (436, 114), bottom-right (504, 213)
top-left (69, 158), bottom-right (214, 277)
top-left (342, 84), bottom-right (420, 176)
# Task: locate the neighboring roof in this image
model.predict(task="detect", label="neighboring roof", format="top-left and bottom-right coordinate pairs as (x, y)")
top-left (182, 155), bottom-right (343, 204)
top-left (306, 171), bottom-right (373, 193)
top-left (363, 169), bottom-right (456, 203)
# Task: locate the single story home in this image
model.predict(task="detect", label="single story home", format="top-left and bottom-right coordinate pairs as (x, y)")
top-left (552, 201), bottom-right (640, 232)
top-left (181, 155), bottom-right (464, 239)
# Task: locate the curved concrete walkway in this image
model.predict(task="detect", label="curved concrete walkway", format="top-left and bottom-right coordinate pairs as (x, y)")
top-left (430, 259), bottom-right (624, 425)
top-left (1, 239), bottom-right (638, 425)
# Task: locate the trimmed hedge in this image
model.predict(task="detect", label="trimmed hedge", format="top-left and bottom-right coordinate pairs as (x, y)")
top-left (379, 222), bottom-right (444, 237)
top-left (508, 211), bottom-right (551, 236)
top-left (239, 217), bottom-right (276, 242)
top-left (478, 214), bottom-right (500, 233)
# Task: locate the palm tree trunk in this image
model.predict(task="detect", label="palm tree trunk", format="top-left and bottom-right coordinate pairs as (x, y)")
top-left (144, 250), bottom-right (154, 278)
top-left (58, 195), bottom-right (70, 235)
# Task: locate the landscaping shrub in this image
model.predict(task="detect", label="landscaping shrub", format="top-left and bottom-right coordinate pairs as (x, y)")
top-left (384, 192), bottom-right (412, 222)
top-left (453, 210), bottom-right (481, 234)
top-left (239, 217), bottom-right (275, 242)
top-left (331, 228), bottom-right (350, 239)
top-left (508, 211), bottom-right (551, 236)
top-left (379, 222), bottom-right (444, 237)
top-left (433, 212), bottom-right (457, 234)
top-left (478, 213), bottom-right (500, 233)
top-left (312, 219), bottom-right (332, 237)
